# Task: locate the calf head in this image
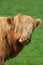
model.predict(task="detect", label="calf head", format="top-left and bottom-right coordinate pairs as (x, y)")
top-left (13, 14), bottom-right (41, 44)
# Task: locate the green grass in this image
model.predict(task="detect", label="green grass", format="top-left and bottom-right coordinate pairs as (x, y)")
top-left (0, 0), bottom-right (43, 65)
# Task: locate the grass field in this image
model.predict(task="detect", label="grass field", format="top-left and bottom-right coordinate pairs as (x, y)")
top-left (0, 0), bottom-right (43, 65)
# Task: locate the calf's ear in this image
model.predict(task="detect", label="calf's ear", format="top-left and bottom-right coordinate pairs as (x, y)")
top-left (35, 19), bottom-right (41, 28)
top-left (7, 17), bottom-right (14, 25)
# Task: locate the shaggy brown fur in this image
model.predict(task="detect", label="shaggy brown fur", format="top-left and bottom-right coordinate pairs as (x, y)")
top-left (0, 14), bottom-right (41, 65)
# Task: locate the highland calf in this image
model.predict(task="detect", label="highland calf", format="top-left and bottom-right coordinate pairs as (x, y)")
top-left (0, 14), bottom-right (41, 65)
